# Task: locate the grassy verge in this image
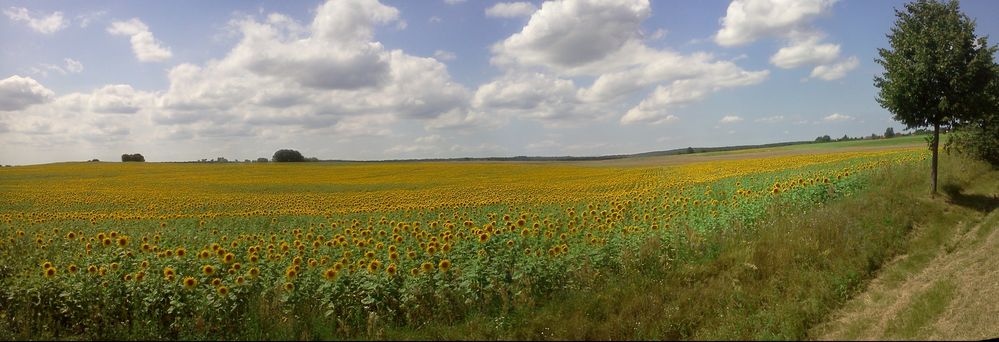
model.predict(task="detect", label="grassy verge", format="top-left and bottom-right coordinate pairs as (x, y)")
top-left (375, 153), bottom-right (995, 340)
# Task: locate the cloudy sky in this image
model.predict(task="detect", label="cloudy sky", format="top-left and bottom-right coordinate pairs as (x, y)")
top-left (1, 0), bottom-right (997, 164)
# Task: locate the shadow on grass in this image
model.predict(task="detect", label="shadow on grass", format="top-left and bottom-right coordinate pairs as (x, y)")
top-left (942, 183), bottom-right (999, 213)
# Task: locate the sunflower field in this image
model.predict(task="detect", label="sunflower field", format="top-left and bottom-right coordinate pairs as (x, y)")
top-left (0, 147), bottom-right (925, 339)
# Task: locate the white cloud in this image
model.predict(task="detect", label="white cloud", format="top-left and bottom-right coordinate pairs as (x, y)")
top-left (491, 0), bottom-right (651, 72)
top-left (823, 113), bottom-right (853, 122)
top-left (155, 0), bottom-right (470, 138)
top-left (444, 0), bottom-right (466, 4)
top-left (485, 2), bottom-right (538, 18)
top-left (3, 7), bottom-right (68, 34)
top-left (810, 56), bottom-right (858, 80)
top-left (719, 115), bottom-right (743, 124)
top-left (428, 16), bottom-right (442, 23)
top-left (714, 0), bottom-right (856, 81)
top-left (107, 18), bottom-right (173, 62)
top-left (620, 81), bottom-right (702, 125)
top-left (0, 81), bottom-right (157, 154)
top-left (0, 75), bottom-right (54, 111)
top-left (473, 72), bottom-right (593, 124)
top-left (486, 0), bottom-right (766, 126)
top-left (433, 50), bottom-right (456, 61)
top-left (64, 58), bottom-right (84, 73)
top-left (76, 10), bottom-right (106, 28)
top-left (754, 115), bottom-right (784, 123)
top-left (770, 36), bottom-right (839, 69)
top-left (87, 84), bottom-right (153, 114)
top-left (714, 0), bottom-right (836, 47)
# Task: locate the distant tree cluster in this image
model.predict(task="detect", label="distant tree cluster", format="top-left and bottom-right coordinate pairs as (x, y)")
top-left (272, 149), bottom-right (305, 162)
top-left (272, 149), bottom-right (308, 162)
top-left (121, 153), bottom-right (145, 162)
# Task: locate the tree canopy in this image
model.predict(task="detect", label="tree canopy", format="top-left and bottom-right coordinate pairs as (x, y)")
top-left (121, 153), bottom-right (145, 162)
top-left (874, 0), bottom-right (997, 193)
top-left (272, 149), bottom-right (305, 162)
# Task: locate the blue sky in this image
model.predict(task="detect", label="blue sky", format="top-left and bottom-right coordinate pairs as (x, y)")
top-left (1, 0), bottom-right (997, 164)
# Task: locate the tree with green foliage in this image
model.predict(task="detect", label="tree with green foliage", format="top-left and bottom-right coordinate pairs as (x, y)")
top-left (946, 64), bottom-right (999, 166)
top-left (884, 127), bottom-right (896, 138)
top-left (874, 0), bottom-right (997, 194)
top-left (121, 153), bottom-right (145, 162)
top-left (272, 149), bottom-right (305, 162)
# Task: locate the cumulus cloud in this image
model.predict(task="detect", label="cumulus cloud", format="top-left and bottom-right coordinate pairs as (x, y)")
top-left (86, 84), bottom-right (153, 114)
top-left (485, 0), bottom-right (766, 126)
top-left (491, 0), bottom-right (651, 73)
top-left (714, 0), bottom-right (836, 47)
top-left (719, 115), bottom-right (743, 124)
top-left (823, 113), bottom-right (853, 122)
top-left (444, 0), bottom-right (466, 4)
top-left (107, 18), bottom-right (173, 62)
top-left (619, 82), bottom-right (702, 125)
top-left (155, 0), bottom-right (470, 138)
top-left (485, 2), bottom-right (538, 18)
top-left (769, 36), bottom-right (839, 69)
top-left (0, 80), bottom-right (157, 154)
top-left (714, 0), bottom-right (856, 81)
top-left (3, 7), bottom-right (67, 34)
top-left (810, 56), bottom-right (858, 80)
top-left (473, 72), bottom-right (586, 122)
top-left (0, 75), bottom-right (54, 111)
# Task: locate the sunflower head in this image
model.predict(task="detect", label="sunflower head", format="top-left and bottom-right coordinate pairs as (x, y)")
top-left (323, 268), bottom-right (337, 280)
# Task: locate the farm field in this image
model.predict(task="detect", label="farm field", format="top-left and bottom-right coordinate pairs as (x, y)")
top-left (0, 141), bottom-right (930, 339)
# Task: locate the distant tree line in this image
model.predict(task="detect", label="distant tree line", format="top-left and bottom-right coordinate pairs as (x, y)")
top-left (181, 149), bottom-right (320, 163)
top-left (814, 127), bottom-right (927, 143)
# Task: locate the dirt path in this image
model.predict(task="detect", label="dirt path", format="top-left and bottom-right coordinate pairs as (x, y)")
top-left (813, 206), bottom-right (999, 340)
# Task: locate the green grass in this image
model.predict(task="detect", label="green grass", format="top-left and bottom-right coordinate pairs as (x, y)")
top-left (884, 279), bottom-right (957, 339)
top-left (696, 134), bottom-right (927, 157)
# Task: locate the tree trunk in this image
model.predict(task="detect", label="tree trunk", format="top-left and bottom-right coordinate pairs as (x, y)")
top-left (931, 122), bottom-right (939, 195)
